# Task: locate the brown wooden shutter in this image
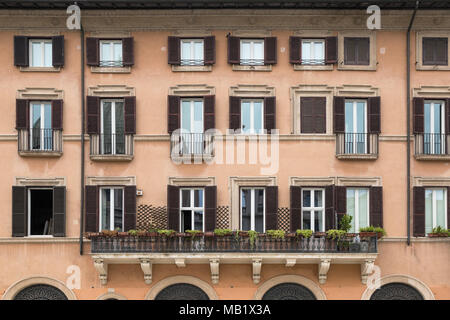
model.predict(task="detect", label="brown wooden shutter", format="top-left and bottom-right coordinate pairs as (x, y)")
top-left (124, 96), bottom-right (136, 134)
top-left (52, 36), bottom-right (64, 67)
top-left (204, 36), bottom-right (216, 65)
top-left (325, 36), bottom-right (338, 64)
top-left (204, 95), bottom-right (215, 131)
top-left (86, 38), bottom-right (99, 66)
top-left (85, 186), bottom-right (99, 232)
top-left (301, 97), bottom-right (326, 134)
top-left (12, 186), bottom-right (27, 237)
top-left (52, 186), bottom-right (66, 237)
top-left (264, 37), bottom-right (277, 65)
top-left (335, 186), bottom-right (347, 214)
top-left (344, 37), bottom-right (356, 65)
top-left (325, 185), bottom-right (336, 230)
top-left (264, 96), bottom-right (276, 133)
top-left (167, 185), bottom-right (180, 231)
top-left (229, 96), bottom-right (241, 131)
top-left (124, 186), bottom-right (136, 231)
top-left (52, 100), bottom-right (63, 130)
top-left (358, 38), bottom-right (370, 65)
top-left (446, 99), bottom-right (450, 135)
top-left (290, 186), bottom-right (302, 232)
top-left (289, 36), bottom-right (301, 64)
top-left (14, 36), bottom-right (28, 67)
top-left (122, 37), bottom-right (134, 66)
top-left (168, 36), bottom-right (180, 65)
top-left (87, 96), bottom-right (100, 134)
top-left (314, 97), bottom-right (326, 134)
top-left (422, 38), bottom-right (434, 65)
top-left (413, 97), bottom-right (425, 134)
top-left (447, 187), bottom-right (450, 229)
top-left (333, 96), bottom-right (345, 133)
top-left (227, 36), bottom-right (240, 64)
top-left (423, 38), bottom-right (448, 65)
top-left (168, 95), bottom-right (180, 134)
top-left (370, 186), bottom-right (383, 228)
top-left (204, 186), bottom-right (217, 232)
top-left (344, 37), bottom-right (370, 65)
top-left (413, 186), bottom-right (425, 237)
top-left (368, 96), bottom-right (381, 134)
top-left (265, 186), bottom-right (278, 230)
top-left (16, 99), bottom-right (29, 130)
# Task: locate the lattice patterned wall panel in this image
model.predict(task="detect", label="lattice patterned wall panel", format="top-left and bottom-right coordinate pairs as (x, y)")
top-left (216, 206), bottom-right (230, 229)
top-left (137, 205), bottom-right (167, 230)
top-left (278, 207), bottom-right (290, 232)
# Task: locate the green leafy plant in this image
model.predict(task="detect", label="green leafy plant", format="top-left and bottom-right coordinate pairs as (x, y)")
top-left (101, 229), bottom-right (118, 237)
top-left (295, 229), bottom-right (313, 238)
top-left (430, 226), bottom-right (450, 236)
top-left (339, 214), bottom-right (352, 233)
top-left (326, 229), bottom-right (346, 240)
top-left (359, 226), bottom-right (387, 237)
top-left (186, 230), bottom-right (203, 239)
top-left (248, 230), bottom-right (259, 249)
top-left (214, 229), bottom-right (233, 237)
top-left (127, 229), bottom-right (138, 236)
top-left (266, 230), bottom-right (285, 239)
top-left (158, 229), bottom-right (176, 237)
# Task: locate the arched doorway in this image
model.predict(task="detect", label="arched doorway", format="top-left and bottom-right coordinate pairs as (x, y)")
top-left (154, 283), bottom-right (210, 300)
top-left (262, 283), bottom-right (317, 300)
top-left (14, 284), bottom-right (68, 300)
top-left (370, 283), bottom-right (424, 300)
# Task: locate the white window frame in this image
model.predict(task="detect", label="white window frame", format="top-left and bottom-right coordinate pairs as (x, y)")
top-left (179, 188), bottom-right (205, 232)
top-left (345, 99), bottom-right (368, 154)
top-left (180, 39), bottom-right (204, 66)
top-left (100, 99), bottom-right (124, 155)
top-left (301, 39), bottom-right (325, 65)
top-left (240, 188), bottom-right (265, 232)
top-left (180, 99), bottom-right (204, 133)
top-left (241, 99), bottom-right (264, 134)
top-left (424, 100), bottom-right (446, 155)
top-left (99, 40), bottom-right (123, 67)
top-left (425, 188), bottom-right (448, 233)
top-left (27, 187), bottom-right (54, 237)
top-left (29, 101), bottom-right (52, 151)
top-left (99, 187), bottom-right (124, 232)
top-left (240, 39), bottom-right (264, 66)
top-left (301, 188), bottom-right (325, 232)
top-left (29, 39), bottom-right (52, 68)
top-left (347, 188), bottom-right (370, 233)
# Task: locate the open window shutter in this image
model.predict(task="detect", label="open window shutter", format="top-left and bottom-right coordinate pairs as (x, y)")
top-left (16, 99), bottom-right (29, 130)
top-left (413, 186), bottom-right (425, 237)
top-left (413, 97), bottom-right (424, 134)
top-left (369, 186), bottom-right (383, 228)
top-left (86, 38), bottom-right (99, 66)
top-left (14, 36), bottom-right (28, 67)
top-left (122, 37), bottom-right (134, 66)
top-left (229, 96), bottom-right (241, 131)
top-left (204, 36), bottom-right (216, 65)
top-left (52, 36), bottom-right (64, 67)
top-left (168, 36), bottom-right (180, 65)
top-left (368, 96), bottom-right (381, 134)
top-left (335, 186), bottom-right (347, 214)
top-left (205, 186), bottom-right (217, 232)
top-left (12, 186), bottom-right (27, 237)
top-left (52, 100), bottom-right (63, 130)
top-left (290, 186), bottom-right (302, 232)
top-left (124, 186), bottom-right (136, 231)
top-left (264, 96), bottom-right (276, 133)
top-left (264, 37), bottom-right (277, 65)
top-left (167, 185), bottom-right (180, 231)
top-left (265, 186), bottom-right (278, 230)
top-left (53, 186), bottom-right (66, 237)
top-left (86, 96), bottom-right (100, 134)
top-left (447, 187), bottom-right (450, 229)
top-left (447, 98), bottom-right (450, 135)
top-left (333, 96), bottom-right (345, 133)
top-left (85, 186), bottom-right (98, 232)
top-left (204, 95), bottom-right (215, 131)
top-left (168, 95), bottom-right (180, 134)
top-left (227, 36), bottom-right (240, 64)
top-left (325, 36), bottom-right (338, 64)
top-left (289, 36), bottom-right (301, 64)
top-left (325, 185), bottom-right (336, 230)
top-left (124, 96), bottom-right (136, 134)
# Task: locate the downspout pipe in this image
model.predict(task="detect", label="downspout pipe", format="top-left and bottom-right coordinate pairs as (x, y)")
top-left (80, 23), bottom-right (85, 255)
top-left (407, 1), bottom-right (419, 246)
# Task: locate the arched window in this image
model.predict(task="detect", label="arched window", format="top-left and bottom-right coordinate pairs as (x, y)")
top-left (155, 283), bottom-right (209, 300)
top-left (14, 284), bottom-right (68, 300)
top-left (370, 283), bottom-right (424, 300)
top-left (262, 283), bottom-right (317, 300)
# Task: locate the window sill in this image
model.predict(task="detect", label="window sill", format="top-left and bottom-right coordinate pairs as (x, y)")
top-left (90, 154), bottom-right (134, 161)
top-left (90, 66), bottom-right (131, 73)
top-left (19, 151), bottom-right (62, 157)
top-left (171, 65), bottom-right (212, 72)
top-left (414, 154), bottom-right (450, 161)
top-left (232, 64), bottom-right (272, 72)
top-left (337, 62), bottom-right (377, 71)
top-left (19, 66), bottom-right (61, 72)
top-left (293, 64), bottom-right (333, 71)
top-left (416, 64), bottom-right (450, 71)
top-left (171, 153), bottom-right (214, 163)
top-left (336, 154), bottom-right (378, 160)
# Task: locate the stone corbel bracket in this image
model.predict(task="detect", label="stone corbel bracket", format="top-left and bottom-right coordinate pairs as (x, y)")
top-left (94, 259), bottom-right (108, 285)
top-left (318, 259), bottom-right (331, 284)
top-left (252, 258), bottom-right (262, 284)
top-left (140, 259), bottom-right (153, 284)
top-left (361, 259), bottom-right (375, 285)
top-left (209, 259), bottom-right (220, 284)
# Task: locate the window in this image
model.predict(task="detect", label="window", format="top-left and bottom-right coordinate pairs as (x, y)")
top-left (28, 188), bottom-right (53, 236)
top-left (100, 99), bottom-right (125, 155)
top-left (181, 39), bottom-right (204, 66)
top-left (30, 102), bottom-right (52, 151)
top-left (346, 188), bottom-right (369, 233)
top-left (241, 188), bottom-right (265, 233)
top-left (344, 37), bottom-right (370, 66)
top-left (301, 39), bottom-right (325, 65)
top-left (423, 37), bottom-right (448, 66)
top-left (300, 97), bottom-right (326, 133)
top-left (180, 99), bottom-right (204, 154)
top-left (241, 99), bottom-right (264, 134)
top-left (99, 40), bottom-right (123, 67)
top-left (425, 188), bottom-right (447, 234)
top-left (240, 39), bottom-right (264, 66)
top-left (301, 189), bottom-right (325, 232)
top-left (345, 99), bottom-right (367, 154)
top-left (29, 39), bottom-right (52, 67)
top-left (100, 187), bottom-right (123, 231)
top-left (180, 188), bottom-right (204, 232)
top-left (424, 100), bottom-right (446, 155)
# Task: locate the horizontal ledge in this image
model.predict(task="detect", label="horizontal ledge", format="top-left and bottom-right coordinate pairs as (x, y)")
top-left (19, 151), bottom-right (62, 157)
top-left (336, 154), bottom-right (378, 160)
top-left (0, 237), bottom-right (83, 244)
top-left (89, 155), bottom-right (134, 161)
top-left (414, 155), bottom-right (450, 161)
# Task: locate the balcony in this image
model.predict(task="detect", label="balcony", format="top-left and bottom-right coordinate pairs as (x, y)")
top-left (18, 128), bottom-right (62, 157)
top-left (414, 133), bottom-right (450, 160)
top-left (90, 133), bottom-right (134, 161)
top-left (170, 132), bottom-right (214, 162)
top-left (335, 133), bottom-right (379, 160)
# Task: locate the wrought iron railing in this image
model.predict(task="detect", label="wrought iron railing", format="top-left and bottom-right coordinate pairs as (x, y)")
top-left (180, 59), bottom-right (204, 66)
top-left (415, 133), bottom-right (449, 156)
top-left (336, 133), bottom-right (378, 156)
top-left (170, 132), bottom-right (214, 157)
top-left (99, 60), bottom-right (123, 67)
top-left (18, 128), bottom-right (62, 153)
top-left (240, 58), bottom-right (265, 66)
top-left (90, 133), bottom-right (133, 156)
top-left (300, 59), bottom-right (325, 65)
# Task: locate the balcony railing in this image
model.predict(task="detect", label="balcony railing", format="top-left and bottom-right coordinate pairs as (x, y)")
top-left (180, 59), bottom-right (204, 66)
top-left (239, 58), bottom-right (265, 66)
top-left (170, 132), bottom-right (214, 157)
top-left (336, 133), bottom-right (378, 157)
top-left (90, 133), bottom-right (134, 158)
top-left (18, 128), bottom-right (62, 153)
top-left (415, 133), bottom-right (450, 156)
top-left (99, 60), bottom-right (123, 67)
top-left (300, 59), bottom-right (325, 65)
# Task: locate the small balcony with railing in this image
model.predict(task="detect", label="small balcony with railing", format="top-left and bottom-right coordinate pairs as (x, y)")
top-left (414, 133), bottom-right (450, 160)
top-left (90, 133), bottom-right (134, 161)
top-left (18, 128), bottom-right (62, 157)
top-left (335, 133), bottom-right (379, 160)
top-left (170, 132), bottom-right (214, 162)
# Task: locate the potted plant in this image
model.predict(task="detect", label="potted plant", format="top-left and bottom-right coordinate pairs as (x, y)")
top-left (296, 229), bottom-right (313, 239)
top-left (359, 226), bottom-right (387, 239)
top-left (266, 230), bottom-right (285, 250)
top-left (248, 230), bottom-right (259, 250)
top-left (428, 226), bottom-right (450, 238)
top-left (326, 229), bottom-right (347, 252)
top-left (214, 229), bottom-right (233, 250)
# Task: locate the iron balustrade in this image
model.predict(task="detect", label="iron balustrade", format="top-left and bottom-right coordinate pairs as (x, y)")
top-left (99, 133), bottom-right (126, 155)
top-left (415, 133), bottom-right (449, 156)
top-left (99, 60), bottom-right (123, 67)
top-left (336, 133), bottom-right (378, 156)
top-left (180, 59), bottom-right (205, 66)
top-left (170, 132), bottom-right (213, 156)
top-left (18, 128), bottom-right (62, 152)
top-left (300, 59), bottom-right (326, 65)
top-left (239, 58), bottom-right (265, 66)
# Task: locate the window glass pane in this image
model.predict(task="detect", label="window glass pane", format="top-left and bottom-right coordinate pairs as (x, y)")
top-left (358, 189), bottom-right (369, 230)
top-left (301, 41), bottom-right (311, 61)
top-left (315, 210), bottom-right (323, 232)
top-left (346, 189), bottom-right (356, 233)
top-left (194, 41), bottom-right (204, 61)
top-left (302, 211), bottom-right (311, 230)
top-left (101, 42), bottom-right (111, 61)
top-left (314, 190), bottom-right (323, 207)
top-left (181, 189), bottom-right (191, 208)
top-left (241, 41), bottom-right (251, 60)
top-left (253, 101), bottom-right (263, 133)
top-left (114, 101), bottom-right (125, 154)
top-left (114, 189), bottom-right (123, 231)
top-left (435, 189), bottom-right (446, 228)
top-left (181, 210), bottom-right (191, 232)
top-left (181, 101), bottom-right (191, 131)
top-left (44, 42), bottom-right (52, 67)
top-left (424, 103), bottom-right (431, 134)
top-left (302, 190), bottom-right (311, 207)
top-left (114, 42), bottom-right (122, 62)
top-left (193, 101), bottom-right (203, 133)
top-left (31, 42), bottom-right (42, 67)
top-left (101, 189), bottom-right (111, 230)
top-left (43, 103), bottom-right (52, 150)
top-left (102, 102), bottom-right (112, 154)
top-left (31, 103), bottom-right (41, 129)
top-left (194, 210), bottom-right (203, 231)
top-left (434, 102), bottom-right (442, 134)
top-left (253, 41), bottom-right (264, 63)
top-left (241, 189), bottom-right (251, 231)
top-left (315, 41), bottom-right (324, 61)
top-left (345, 101), bottom-right (354, 133)
top-left (194, 189), bottom-right (203, 207)
top-left (356, 102), bottom-right (366, 134)
top-left (181, 41), bottom-right (191, 62)
top-left (241, 101), bottom-right (251, 133)
top-left (255, 189), bottom-right (264, 233)
top-left (425, 189), bottom-right (433, 234)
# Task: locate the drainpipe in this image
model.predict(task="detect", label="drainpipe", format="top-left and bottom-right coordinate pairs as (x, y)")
top-left (80, 23), bottom-right (85, 255)
top-left (406, 1), bottom-right (419, 246)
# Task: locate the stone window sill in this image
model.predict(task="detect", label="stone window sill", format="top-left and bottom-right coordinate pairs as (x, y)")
top-left (90, 154), bottom-right (134, 161)
top-left (416, 64), bottom-right (450, 71)
top-left (414, 154), bottom-right (450, 161)
top-left (232, 64), bottom-right (272, 72)
top-left (90, 66), bottom-right (131, 73)
top-left (293, 64), bottom-right (333, 71)
top-left (337, 62), bottom-right (377, 71)
top-left (171, 65), bottom-right (212, 72)
top-left (19, 151), bottom-right (62, 157)
top-left (19, 66), bottom-right (61, 72)
top-left (336, 154), bottom-right (378, 160)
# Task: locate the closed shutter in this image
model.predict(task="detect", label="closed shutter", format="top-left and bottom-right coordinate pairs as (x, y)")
top-left (124, 186), bottom-right (136, 231)
top-left (368, 96), bottom-right (381, 134)
top-left (325, 185), bottom-right (336, 230)
top-left (16, 99), bottom-right (29, 130)
top-left (344, 37), bottom-right (357, 65)
top-left (167, 185), bottom-right (180, 231)
top-left (204, 36), bottom-right (216, 65)
top-left (369, 186), bottom-right (383, 228)
top-left (265, 186), bottom-right (278, 230)
top-left (52, 36), bottom-right (64, 67)
top-left (168, 95), bottom-right (180, 134)
top-left (229, 96), bottom-right (241, 131)
top-left (289, 36), bottom-right (301, 64)
top-left (86, 96), bottom-right (100, 134)
top-left (168, 36), bottom-right (180, 65)
top-left (122, 37), bottom-right (134, 66)
top-left (422, 38), bottom-right (434, 65)
top-left (264, 37), bottom-right (277, 65)
top-left (413, 186), bottom-right (425, 237)
top-left (52, 100), bottom-right (63, 130)
top-left (301, 97), bottom-right (326, 134)
top-left (204, 186), bottom-right (217, 232)
top-left (85, 186), bottom-right (99, 232)
top-left (204, 95), bottom-right (215, 131)
top-left (124, 96), bottom-right (136, 134)
top-left (447, 187), bottom-right (450, 229)
top-left (447, 98), bottom-right (450, 135)
top-left (264, 96), bottom-right (276, 133)
top-left (333, 96), bottom-right (345, 133)
top-left (14, 35), bottom-right (28, 67)
top-left (12, 186), bottom-right (27, 237)
top-left (290, 186), bottom-right (302, 232)
top-left (423, 37), bottom-right (448, 65)
top-left (413, 97), bottom-right (424, 134)
top-left (335, 186), bottom-right (347, 214)
top-left (86, 38), bottom-right (99, 66)
top-left (52, 186), bottom-right (66, 237)
top-left (325, 36), bottom-right (338, 64)
top-left (227, 36), bottom-right (240, 64)
top-left (358, 38), bottom-right (370, 65)
top-left (345, 37), bottom-right (369, 65)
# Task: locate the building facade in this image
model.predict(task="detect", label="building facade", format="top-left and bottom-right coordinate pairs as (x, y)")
top-left (0, 1), bottom-right (449, 300)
